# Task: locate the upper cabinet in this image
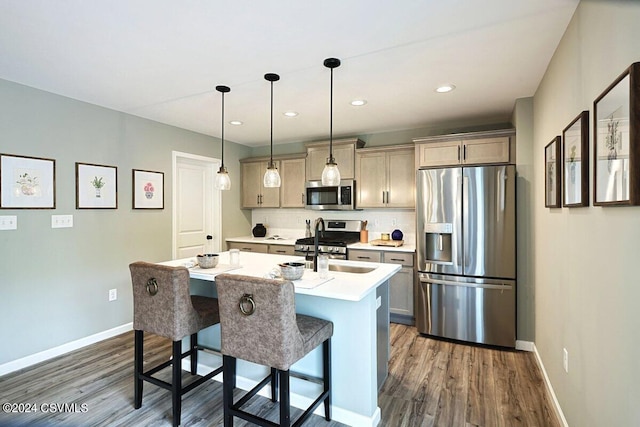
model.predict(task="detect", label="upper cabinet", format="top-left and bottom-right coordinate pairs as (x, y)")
top-left (414, 129), bottom-right (515, 168)
top-left (240, 155), bottom-right (306, 209)
top-left (355, 145), bottom-right (415, 209)
top-left (279, 156), bottom-right (306, 208)
top-left (240, 159), bottom-right (280, 208)
top-left (305, 138), bottom-right (365, 181)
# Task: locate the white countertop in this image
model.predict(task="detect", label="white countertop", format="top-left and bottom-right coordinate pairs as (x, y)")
top-left (226, 235), bottom-right (415, 253)
top-left (225, 235), bottom-right (299, 245)
top-left (160, 251), bottom-right (400, 302)
top-left (348, 241), bottom-right (416, 253)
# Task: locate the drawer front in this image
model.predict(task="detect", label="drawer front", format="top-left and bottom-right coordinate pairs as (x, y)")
top-left (382, 251), bottom-right (414, 267)
top-left (227, 242), bottom-right (268, 253)
top-left (348, 249), bottom-right (382, 263)
top-left (268, 245), bottom-right (295, 256)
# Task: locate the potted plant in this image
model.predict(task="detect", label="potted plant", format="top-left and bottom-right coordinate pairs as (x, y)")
top-left (91, 176), bottom-right (105, 198)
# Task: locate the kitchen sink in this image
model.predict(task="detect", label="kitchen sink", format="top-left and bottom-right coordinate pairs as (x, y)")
top-left (328, 264), bottom-right (376, 274)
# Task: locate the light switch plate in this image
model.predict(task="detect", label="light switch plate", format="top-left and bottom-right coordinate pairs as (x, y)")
top-left (51, 214), bottom-right (73, 228)
top-left (0, 215), bottom-right (18, 230)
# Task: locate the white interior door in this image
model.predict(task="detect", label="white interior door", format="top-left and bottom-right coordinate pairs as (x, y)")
top-left (172, 151), bottom-right (221, 259)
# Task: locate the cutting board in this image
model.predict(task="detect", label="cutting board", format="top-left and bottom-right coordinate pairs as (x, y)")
top-left (369, 239), bottom-right (404, 247)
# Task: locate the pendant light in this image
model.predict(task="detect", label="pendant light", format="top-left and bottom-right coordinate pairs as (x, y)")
top-left (321, 57), bottom-right (341, 186)
top-left (263, 73), bottom-right (281, 187)
top-left (215, 85), bottom-right (231, 190)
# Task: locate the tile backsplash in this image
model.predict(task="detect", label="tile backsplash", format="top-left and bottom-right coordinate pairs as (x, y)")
top-left (251, 208), bottom-right (416, 244)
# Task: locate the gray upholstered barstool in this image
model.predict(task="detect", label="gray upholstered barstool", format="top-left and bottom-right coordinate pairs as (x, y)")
top-left (215, 273), bottom-right (333, 427)
top-left (129, 261), bottom-right (223, 427)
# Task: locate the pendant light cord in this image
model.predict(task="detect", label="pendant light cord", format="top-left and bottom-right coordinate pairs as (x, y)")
top-left (270, 79), bottom-right (274, 167)
top-left (220, 90), bottom-right (225, 168)
top-left (329, 65), bottom-right (334, 163)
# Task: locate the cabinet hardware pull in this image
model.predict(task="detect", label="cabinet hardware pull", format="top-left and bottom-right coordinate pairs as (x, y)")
top-left (463, 144), bottom-right (466, 160)
top-left (457, 145), bottom-right (461, 161)
top-left (390, 258), bottom-right (404, 262)
top-left (301, 193), bottom-right (305, 204)
top-left (357, 256), bottom-right (370, 260)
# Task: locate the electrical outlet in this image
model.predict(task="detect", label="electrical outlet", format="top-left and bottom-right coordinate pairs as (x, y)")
top-left (51, 214), bottom-right (73, 228)
top-left (563, 348), bottom-right (569, 373)
top-left (0, 215), bottom-right (17, 230)
top-left (109, 289), bottom-right (117, 302)
top-left (391, 218), bottom-right (397, 227)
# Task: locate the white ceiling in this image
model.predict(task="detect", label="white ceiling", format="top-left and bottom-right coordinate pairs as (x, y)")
top-left (0, 0), bottom-right (579, 147)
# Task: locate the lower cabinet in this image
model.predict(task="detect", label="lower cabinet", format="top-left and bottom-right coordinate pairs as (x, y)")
top-left (227, 241), bottom-right (294, 255)
top-left (267, 245), bottom-right (295, 256)
top-left (227, 242), bottom-right (269, 253)
top-left (348, 248), bottom-right (415, 325)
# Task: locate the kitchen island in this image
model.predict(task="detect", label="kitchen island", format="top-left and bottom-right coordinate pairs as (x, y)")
top-left (160, 251), bottom-right (400, 427)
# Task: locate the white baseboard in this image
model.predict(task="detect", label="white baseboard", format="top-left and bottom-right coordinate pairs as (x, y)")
top-left (516, 339), bottom-right (535, 351)
top-left (0, 323), bottom-right (133, 377)
top-left (182, 356), bottom-right (380, 427)
top-left (532, 343), bottom-right (569, 427)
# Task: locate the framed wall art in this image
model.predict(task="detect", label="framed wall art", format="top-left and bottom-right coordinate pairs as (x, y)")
top-left (132, 169), bottom-right (164, 209)
top-left (593, 62), bottom-right (640, 206)
top-left (562, 111), bottom-right (590, 207)
top-left (76, 162), bottom-right (118, 209)
top-left (0, 153), bottom-right (56, 209)
top-left (545, 136), bottom-right (562, 208)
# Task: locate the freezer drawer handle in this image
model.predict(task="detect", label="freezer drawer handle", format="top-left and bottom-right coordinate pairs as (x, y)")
top-left (420, 277), bottom-right (512, 290)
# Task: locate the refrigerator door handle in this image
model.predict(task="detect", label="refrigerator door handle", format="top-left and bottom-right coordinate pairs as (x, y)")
top-left (419, 276), bottom-right (513, 291)
top-left (462, 175), bottom-right (470, 269)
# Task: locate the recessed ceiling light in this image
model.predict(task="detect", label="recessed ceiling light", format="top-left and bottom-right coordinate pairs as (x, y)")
top-left (229, 120), bottom-right (243, 125)
top-left (435, 84), bottom-right (456, 93)
top-left (351, 99), bottom-right (367, 106)
top-left (283, 111), bottom-right (298, 117)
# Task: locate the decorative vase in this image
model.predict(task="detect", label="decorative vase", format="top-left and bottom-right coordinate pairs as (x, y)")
top-left (252, 223), bottom-right (267, 237)
top-left (391, 229), bottom-right (403, 241)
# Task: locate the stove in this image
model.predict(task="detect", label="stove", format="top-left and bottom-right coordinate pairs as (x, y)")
top-left (294, 219), bottom-right (362, 259)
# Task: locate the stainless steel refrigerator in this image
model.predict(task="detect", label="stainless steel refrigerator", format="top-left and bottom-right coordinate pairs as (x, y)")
top-left (416, 165), bottom-right (516, 347)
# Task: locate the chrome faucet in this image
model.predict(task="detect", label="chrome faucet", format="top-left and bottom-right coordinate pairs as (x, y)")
top-left (313, 217), bottom-right (325, 272)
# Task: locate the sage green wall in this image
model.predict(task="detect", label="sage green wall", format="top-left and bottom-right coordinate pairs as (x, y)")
top-left (533, 1), bottom-right (640, 425)
top-left (0, 79), bottom-right (251, 364)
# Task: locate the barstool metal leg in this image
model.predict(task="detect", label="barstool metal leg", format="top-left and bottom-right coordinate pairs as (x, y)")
top-left (323, 338), bottom-right (332, 421)
top-left (172, 340), bottom-right (182, 427)
top-left (270, 367), bottom-right (278, 403)
top-left (134, 330), bottom-right (144, 409)
top-left (223, 355), bottom-right (235, 427)
top-left (279, 369), bottom-right (290, 427)
top-left (190, 333), bottom-right (198, 375)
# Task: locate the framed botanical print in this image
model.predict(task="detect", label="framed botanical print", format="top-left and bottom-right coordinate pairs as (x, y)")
top-left (545, 136), bottom-right (561, 208)
top-left (0, 153), bottom-right (56, 209)
top-left (132, 169), bottom-right (164, 209)
top-left (76, 162), bottom-right (118, 209)
top-left (562, 111), bottom-right (589, 207)
top-left (593, 62), bottom-right (640, 205)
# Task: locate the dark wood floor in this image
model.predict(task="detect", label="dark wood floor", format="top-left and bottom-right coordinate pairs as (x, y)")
top-left (0, 324), bottom-right (560, 426)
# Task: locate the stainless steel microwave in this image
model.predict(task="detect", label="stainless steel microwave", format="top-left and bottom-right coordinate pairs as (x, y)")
top-left (305, 180), bottom-right (357, 210)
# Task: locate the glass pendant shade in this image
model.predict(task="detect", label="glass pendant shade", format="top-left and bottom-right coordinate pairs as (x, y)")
top-left (263, 163), bottom-right (281, 187)
top-left (321, 161), bottom-right (341, 186)
top-left (215, 166), bottom-right (231, 190)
